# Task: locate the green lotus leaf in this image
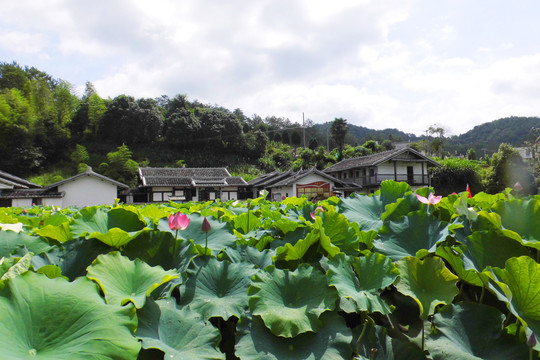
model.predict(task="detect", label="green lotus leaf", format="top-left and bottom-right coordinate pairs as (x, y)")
top-left (86, 251), bottom-right (179, 308)
top-left (136, 298), bottom-right (224, 360)
top-left (71, 206), bottom-right (147, 247)
top-left (71, 206), bottom-right (147, 235)
top-left (0, 230), bottom-right (52, 258)
top-left (355, 322), bottom-right (426, 360)
top-left (320, 206), bottom-right (362, 255)
top-left (326, 253), bottom-right (399, 314)
top-left (426, 302), bottom-right (529, 359)
top-left (486, 256), bottom-right (540, 345)
top-left (138, 204), bottom-right (171, 225)
top-left (395, 256), bottom-right (459, 320)
top-left (36, 264), bottom-right (64, 279)
top-left (0, 271), bottom-right (140, 359)
top-left (435, 246), bottom-right (483, 286)
top-left (270, 217), bottom-right (300, 234)
top-left (179, 256), bottom-right (257, 320)
top-left (492, 198), bottom-right (540, 246)
top-left (34, 221), bottom-right (72, 243)
top-left (235, 312), bottom-right (353, 360)
top-left (219, 244), bottom-right (273, 269)
top-left (373, 210), bottom-right (452, 261)
top-left (233, 211), bottom-right (261, 234)
top-left (274, 226), bottom-right (321, 262)
top-left (459, 230), bottom-right (529, 272)
top-left (337, 180), bottom-right (411, 231)
top-left (31, 237), bottom-right (111, 281)
top-left (248, 264), bottom-right (338, 337)
top-left (0, 253), bottom-right (32, 285)
top-left (157, 213), bottom-right (236, 254)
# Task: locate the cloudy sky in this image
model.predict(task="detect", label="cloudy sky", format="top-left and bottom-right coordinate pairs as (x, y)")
top-left (2, 0), bottom-right (540, 136)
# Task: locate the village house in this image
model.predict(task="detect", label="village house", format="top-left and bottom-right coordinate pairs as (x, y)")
top-left (323, 147), bottom-right (441, 194)
top-left (134, 167), bottom-right (249, 203)
top-left (248, 167), bottom-right (355, 201)
top-left (0, 167), bottom-right (128, 207)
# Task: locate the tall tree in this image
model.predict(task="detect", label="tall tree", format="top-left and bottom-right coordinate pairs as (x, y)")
top-left (484, 143), bottom-right (537, 195)
top-left (331, 117), bottom-right (348, 161)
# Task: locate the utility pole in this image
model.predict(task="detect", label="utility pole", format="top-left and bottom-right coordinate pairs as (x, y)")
top-left (302, 112), bottom-right (306, 148)
top-left (327, 122), bottom-right (330, 152)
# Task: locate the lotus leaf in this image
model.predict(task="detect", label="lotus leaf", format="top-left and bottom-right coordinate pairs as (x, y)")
top-left (492, 198), bottom-right (540, 246)
top-left (235, 312), bottom-right (352, 360)
top-left (0, 230), bottom-right (52, 257)
top-left (326, 253), bottom-right (399, 314)
top-left (248, 264), bottom-right (338, 337)
top-left (71, 206), bottom-right (148, 247)
top-left (355, 322), bottom-right (426, 360)
top-left (0, 271), bottom-right (140, 359)
top-left (179, 256), bottom-right (257, 319)
top-left (426, 302), bottom-right (529, 359)
top-left (86, 251), bottom-right (179, 308)
top-left (486, 256), bottom-right (540, 345)
top-left (34, 221), bottom-right (72, 243)
top-left (136, 298), bottom-right (224, 360)
top-left (373, 210), bottom-right (452, 261)
top-left (395, 256), bottom-right (459, 320)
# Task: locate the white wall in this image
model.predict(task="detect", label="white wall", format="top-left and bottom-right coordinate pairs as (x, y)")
top-left (42, 198), bottom-right (64, 207)
top-left (59, 176), bottom-right (119, 207)
top-left (11, 198), bottom-right (32, 207)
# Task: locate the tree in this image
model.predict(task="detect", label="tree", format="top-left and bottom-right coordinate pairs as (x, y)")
top-left (70, 144), bottom-right (89, 171)
top-left (98, 144), bottom-right (139, 187)
top-left (431, 158), bottom-right (483, 196)
top-left (330, 118), bottom-right (348, 161)
top-left (484, 143), bottom-right (537, 195)
top-left (467, 148), bottom-right (477, 160)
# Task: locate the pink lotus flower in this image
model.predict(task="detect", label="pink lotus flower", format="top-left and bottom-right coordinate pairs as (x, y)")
top-left (415, 193), bottom-right (442, 205)
top-left (168, 213), bottom-right (190, 231)
top-left (310, 206), bottom-right (325, 220)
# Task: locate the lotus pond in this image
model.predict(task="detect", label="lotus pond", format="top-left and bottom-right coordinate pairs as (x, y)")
top-left (0, 180), bottom-right (539, 359)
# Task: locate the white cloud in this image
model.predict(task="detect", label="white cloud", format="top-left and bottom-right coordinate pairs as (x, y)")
top-left (1, 0), bottom-right (540, 137)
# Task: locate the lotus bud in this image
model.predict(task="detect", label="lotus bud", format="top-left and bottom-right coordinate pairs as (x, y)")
top-left (201, 217), bottom-right (212, 233)
top-left (528, 333), bottom-right (537, 348)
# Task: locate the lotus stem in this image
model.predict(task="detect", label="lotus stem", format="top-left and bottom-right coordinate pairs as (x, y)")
top-left (421, 323), bottom-right (425, 352)
top-left (173, 230), bottom-right (178, 256)
top-left (479, 286), bottom-right (485, 304)
top-left (355, 318), bottom-right (368, 355)
top-left (247, 209), bottom-right (250, 234)
top-left (205, 232), bottom-right (208, 255)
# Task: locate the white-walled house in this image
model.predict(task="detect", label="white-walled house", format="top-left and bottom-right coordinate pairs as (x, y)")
top-left (324, 147), bottom-right (441, 194)
top-left (44, 168), bottom-right (129, 207)
top-left (0, 168), bottom-right (128, 208)
top-left (248, 167), bottom-right (351, 201)
top-left (134, 167), bottom-right (249, 203)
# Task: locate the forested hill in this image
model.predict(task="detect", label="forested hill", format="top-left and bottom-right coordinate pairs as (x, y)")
top-left (447, 116), bottom-right (540, 154)
top-left (313, 123), bottom-right (420, 144)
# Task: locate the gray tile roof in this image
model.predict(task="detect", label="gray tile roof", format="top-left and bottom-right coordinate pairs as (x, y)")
top-left (324, 147), bottom-right (440, 173)
top-left (0, 170), bottom-right (41, 189)
top-left (0, 189), bottom-right (63, 199)
top-left (45, 167), bottom-right (129, 190)
top-left (249, 168), bottom-right (350, 188)
top-left (138, 167), bottom-right (247, 188)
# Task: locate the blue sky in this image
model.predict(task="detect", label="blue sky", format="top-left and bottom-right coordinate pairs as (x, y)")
top-left (2, 0), bottom-right (540, 136)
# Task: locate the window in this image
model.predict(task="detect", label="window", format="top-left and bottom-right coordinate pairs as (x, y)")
top-left (152, 192), bottom-right (162, 202)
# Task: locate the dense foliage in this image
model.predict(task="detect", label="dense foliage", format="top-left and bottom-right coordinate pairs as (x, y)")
top-left (1, 180), bottom-right (539, 359)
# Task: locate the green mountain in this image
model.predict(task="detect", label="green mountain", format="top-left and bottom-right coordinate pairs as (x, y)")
top-left (313, 123), bottom-right (420, 145)
top-left (447, 116), bottom-right (540, 155)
